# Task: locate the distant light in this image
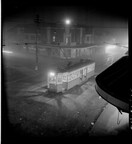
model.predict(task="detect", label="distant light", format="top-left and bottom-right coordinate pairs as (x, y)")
top-left (105, 45), bottom-right (117, 54)
top-left (3, 50), bottom-right (13, 54)
top-left (49, 72), bottom-right (55, 77)
top-left (65, 19), bottom-right (71, 25)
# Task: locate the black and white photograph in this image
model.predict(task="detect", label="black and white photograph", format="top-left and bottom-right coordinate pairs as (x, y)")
top-left (1, 0), bottom-right (130, 143)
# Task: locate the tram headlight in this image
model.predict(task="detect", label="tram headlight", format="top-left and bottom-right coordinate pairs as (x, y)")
top-left (49, 71), bottom-right (55, 77)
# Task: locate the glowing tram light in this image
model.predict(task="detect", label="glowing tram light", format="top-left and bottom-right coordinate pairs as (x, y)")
top-left (49, 72), bottom-right (55, 77)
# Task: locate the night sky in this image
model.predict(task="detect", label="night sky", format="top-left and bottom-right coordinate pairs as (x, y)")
top-left (2, 0), bottom-right (128, 26)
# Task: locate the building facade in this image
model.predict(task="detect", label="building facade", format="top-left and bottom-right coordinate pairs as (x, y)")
top-left (21, 24), bottom-right (94, 46)
top-left (4, 22), bottom-right (95, 59)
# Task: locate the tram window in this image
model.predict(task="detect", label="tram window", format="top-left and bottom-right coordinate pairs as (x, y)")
top-left (49, 77), bottom-right (56, 84)
top-left (80, 69), bottom-right (83, 78)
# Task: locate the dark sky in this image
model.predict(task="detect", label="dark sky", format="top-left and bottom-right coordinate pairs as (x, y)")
top-left (2, 0), bottom-right (128, 26)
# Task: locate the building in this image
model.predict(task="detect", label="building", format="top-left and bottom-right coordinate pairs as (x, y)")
top-left (3, 22), bottom-right (96, 59)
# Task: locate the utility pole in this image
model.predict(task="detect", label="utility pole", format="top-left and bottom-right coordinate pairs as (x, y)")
top-left (34, 14), bottom-right (41, 70)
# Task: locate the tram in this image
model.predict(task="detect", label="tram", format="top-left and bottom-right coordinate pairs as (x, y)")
top-left (47, 59), bottom-right (95, 93)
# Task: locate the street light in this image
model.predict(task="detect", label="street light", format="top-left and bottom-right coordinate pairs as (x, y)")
top-left (3, 50), bottom-right (13, 54)
top-left (105, 44), bottom-right (117, 54)
top-left (64, 18), bottom-right (71, 46)
top-left (65, 19), bottom-right (71, 25)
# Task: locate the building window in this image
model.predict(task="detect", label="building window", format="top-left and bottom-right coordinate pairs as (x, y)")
top-left (30, 34), bottom-right (36, 41)
top-left (25, 35), bottom-right (29, 40)
top-left (53, 36), bottom-right (56, 42)
top-left (85, 34), bottom-right (91, 44)
top-left (18, 27), bottom-right (24, 33)
top-left (37, 34), bottom-right (41, 42)
top-left (66, 37), bottom-right (68, 44)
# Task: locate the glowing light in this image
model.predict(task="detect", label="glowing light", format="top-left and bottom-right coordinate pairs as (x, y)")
top-left (65, 19), bottom-right (71, 25)
top-left (105, 45), bottom-right (117, 54)
top-left (3, 50), bottom-right (13, 54)
top-left (49, 72), bottom-right (55, 77)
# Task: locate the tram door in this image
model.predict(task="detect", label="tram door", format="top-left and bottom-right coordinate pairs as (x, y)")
top-left (80, 69), bottom-right (83, 82)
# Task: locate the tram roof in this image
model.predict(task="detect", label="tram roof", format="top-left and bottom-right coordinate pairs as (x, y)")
top-left (58, 59), bottom-right (95, 73)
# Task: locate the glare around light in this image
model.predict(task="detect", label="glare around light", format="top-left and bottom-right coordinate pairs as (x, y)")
top-left (49, 72), bottom-right (55, 77)
top-left (3, 50), bottom-right (13, 54)
top-left (105, 45), bottom-right (117, 54)
top-left (65, 19), bottom-right (71, 25)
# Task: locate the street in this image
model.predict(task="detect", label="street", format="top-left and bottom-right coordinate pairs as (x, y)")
top-left (3, 46), bottom-right (129, 143)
